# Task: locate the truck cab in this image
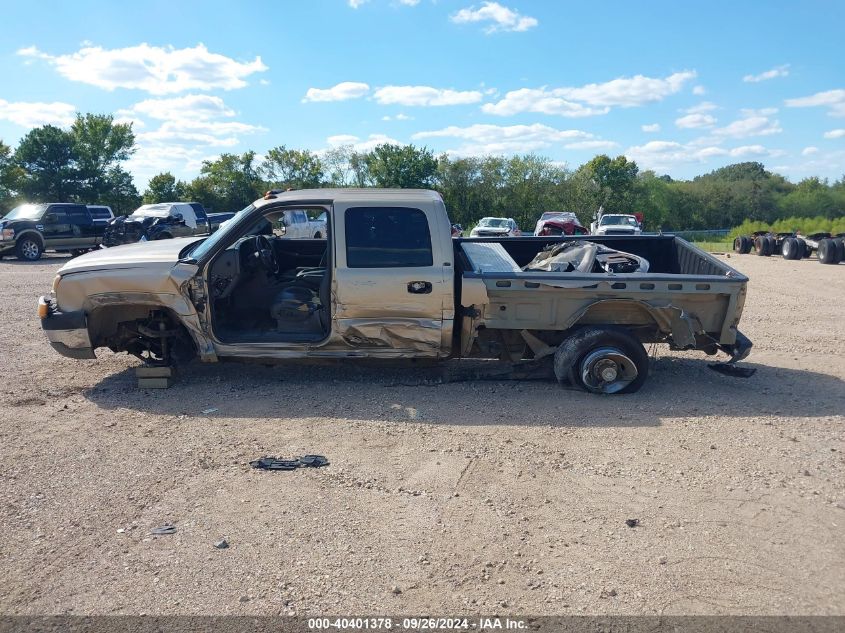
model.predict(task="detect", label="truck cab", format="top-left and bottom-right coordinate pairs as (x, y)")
top-left (0, 202), bottom-right (104, 260)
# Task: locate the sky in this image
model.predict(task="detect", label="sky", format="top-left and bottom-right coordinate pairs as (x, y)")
top-left (1, 0), bottom-right (844, 189)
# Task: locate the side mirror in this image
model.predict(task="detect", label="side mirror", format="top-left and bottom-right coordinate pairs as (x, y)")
top-left (45, 213), bottom-right (57, 223)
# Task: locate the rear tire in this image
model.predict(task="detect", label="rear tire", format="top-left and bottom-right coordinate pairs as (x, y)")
top-left (834, 238), bottom-right (845, 264)
top-left (554, 327), bottom-right (649, 394)
top-left (781, 237), bottom-right (800, 260)
top-left (754, 236), bottom-right (771, 256)
top-left (15, 237), bottom-right (43, 261)
top-left (818, 239), bottom-right (837, 264)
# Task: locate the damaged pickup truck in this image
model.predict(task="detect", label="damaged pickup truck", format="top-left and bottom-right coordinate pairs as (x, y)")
top-left (38, 189), bottom-right (752, 394)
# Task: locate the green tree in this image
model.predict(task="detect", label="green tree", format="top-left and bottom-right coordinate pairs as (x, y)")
top-left (185, 152), bottom-right (264, 211)
top-left (262, 145), bottom-right (324, 189)
top-left (364, 144), bottom-right (437, 188)
top-left (143, 172), bottom-right (185, 204)
top-left (71, 113), bottom-right (136, 200)
top-left (13, 125), bottom-right (79, 201)
top-left (0, 140), bottom-right (17, 213)
top-left (99, 167), bottom-right (141, 215)
top-left (576, 154), bottom-right (640, 216)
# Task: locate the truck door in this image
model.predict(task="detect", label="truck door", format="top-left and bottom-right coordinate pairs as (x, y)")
top-left (41, 206), bottom-right (75, 247)
top-left (332, 202), bottom-right (454, 356)
top-left (66, 205), bottom-right (94, 247)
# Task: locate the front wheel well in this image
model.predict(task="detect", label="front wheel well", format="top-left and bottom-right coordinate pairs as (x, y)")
top-left (89, 304), bottom-right (196, 363)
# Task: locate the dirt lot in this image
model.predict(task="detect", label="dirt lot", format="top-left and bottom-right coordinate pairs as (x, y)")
top-left (0, 253), bottom-right (843, 616)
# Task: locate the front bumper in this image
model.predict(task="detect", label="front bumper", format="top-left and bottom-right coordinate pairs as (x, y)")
top-left (38, 296), bottom-right (96, 359)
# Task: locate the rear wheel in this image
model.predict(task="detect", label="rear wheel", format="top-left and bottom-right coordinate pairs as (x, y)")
top-left (754, 236), bottom-right (771, 256)
top-left (554, 327), bottom-right (649, 394)
top-left (781, 237), bottom-right (800, 260)
top-left (15, 237), bottom-right (43, 261)
top-left (834, 238), bottom-right (845, 264)
top-left (818, 239), bottom-right (838, 264)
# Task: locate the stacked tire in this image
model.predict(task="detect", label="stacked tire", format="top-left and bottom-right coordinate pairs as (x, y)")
top-left (818, 238), bottom-right (844, 265)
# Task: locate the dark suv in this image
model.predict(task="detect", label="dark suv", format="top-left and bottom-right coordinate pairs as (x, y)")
top-left (0, 203), bottom-right (107, 260)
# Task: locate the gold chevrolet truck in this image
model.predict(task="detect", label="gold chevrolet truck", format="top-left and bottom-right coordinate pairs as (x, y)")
top-left (38, 189), bottom-right (752, 394)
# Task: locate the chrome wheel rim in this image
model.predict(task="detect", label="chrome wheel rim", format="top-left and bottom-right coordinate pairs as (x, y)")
top-left (21, 241), bottom-right (39, 259)
top-left (580, 347), bottom-right (638, 394)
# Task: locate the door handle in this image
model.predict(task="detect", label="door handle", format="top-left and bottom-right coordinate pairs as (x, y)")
top-left (407, 281), bottom-right (432, 294)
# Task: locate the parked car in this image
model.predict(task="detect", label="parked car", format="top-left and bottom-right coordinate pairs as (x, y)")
top-left (207, 212), bottom-right (237, 233)
top-left (39, 188), bottom-right (753, 394)
top-left (0, 202), bottom-right (107, 260)
top-left (590, 214), bottom-right (642, 236)
top-left (470, 217), bottom-right (521, 237)
top-left (103, 202), bottom-right (211, 247)
top-left (533, 212), bottom-right (588, 236)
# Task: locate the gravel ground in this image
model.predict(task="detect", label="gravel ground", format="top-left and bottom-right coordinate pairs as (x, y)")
top-left (0, 252), bottom-right (843, 616)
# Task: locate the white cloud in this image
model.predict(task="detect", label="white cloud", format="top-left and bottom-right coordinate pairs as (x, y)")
top-left (563, 140), bottom-right (619, 151)
top-left (802, 146), bottom-right (819, 156)
top-left (711, 114), bottom-right (782, 138)
top-left (692, 85), bottom-right (706, 95)
top-left (136, 119), bottom-right (264, 147)
top-left (823, 128), bottom-right (845, 139)
top-left (625, 140), bottom-right (778, 171)
top-left (743, 64), bottom-right (790, 83)
top-left (326, 133), bottom-right (400, 152)
top-left (116, 94), bottom-right (264, 187)
top-left (642, 123), bottom-right (661, 133)
top-left (482, 89), bottom-right (609, 117)
top-left (685, 101), bottom-right (718, 114)
top-left (348, 0), bottom-right (369, 7)
top-left (412, 123), bottom-right (592, 154)
top-left (676, 113), bottom-right (717, 129)
top-left (303, 81), bottom-right (370, 103)
top-left (450, 2), bottom-right (538, 33)
top-left (0, 99), bottom-right (76, 128)
top-left (398, 0), bottom-right (420, 5)
top-left (785, 89), bottom-right (845, 117)
top-left (382, 113), bottom-right (414, 121)
top-left (123, 94), bottom-right (235, 121)
top-left (17, 43), bottom-right (267, 95)
top-left (373, 85), bottom-right (483, 106)
top-left (482, 71), bottom-right (696, 117)
top-left (740, 107), bottom-right (778, 116)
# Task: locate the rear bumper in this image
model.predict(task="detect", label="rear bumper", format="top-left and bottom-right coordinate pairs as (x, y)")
top-left (719, 330), bottom-right (752, 363)
top-left (38, 296), bottom-right (96, 359)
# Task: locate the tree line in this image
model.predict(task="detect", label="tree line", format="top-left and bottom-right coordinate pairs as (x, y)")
top-left (2, 112), bottom-right (844, 231)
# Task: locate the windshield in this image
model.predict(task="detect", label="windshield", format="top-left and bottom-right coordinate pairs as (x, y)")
top-left (600, 215), bottom-right (638, 226)
top-left (478, 218), bottom-right (509, 228)
top-left (129, 204), bottom-right (174, 219)
top-left (4, 204), bottom-right (48, 220)
top-left (185, 204), bottom-right (255, 261)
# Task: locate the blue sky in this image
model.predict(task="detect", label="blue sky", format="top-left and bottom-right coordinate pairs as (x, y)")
top-left (1, 0), bottom-right (844, 188)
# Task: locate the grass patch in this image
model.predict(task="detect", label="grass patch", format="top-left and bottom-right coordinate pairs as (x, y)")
top-left (693, 241), bottom-right (733, 253)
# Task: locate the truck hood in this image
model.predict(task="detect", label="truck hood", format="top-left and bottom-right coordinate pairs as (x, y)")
top-left (57, 237), bottom-right (201, 275)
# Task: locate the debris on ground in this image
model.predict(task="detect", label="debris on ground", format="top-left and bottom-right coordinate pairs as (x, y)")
top-left (213, 539), bottom-right (229, 549)
top-left (249, 454), bottom-right (330, 471)
top-left (150, 524), bottom-right (176, 535)
top-left (625, 518), bottom-right (639, 528)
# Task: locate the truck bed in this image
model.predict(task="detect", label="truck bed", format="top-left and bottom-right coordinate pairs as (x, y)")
top-left (455, 235), bottom-right (748, 349)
